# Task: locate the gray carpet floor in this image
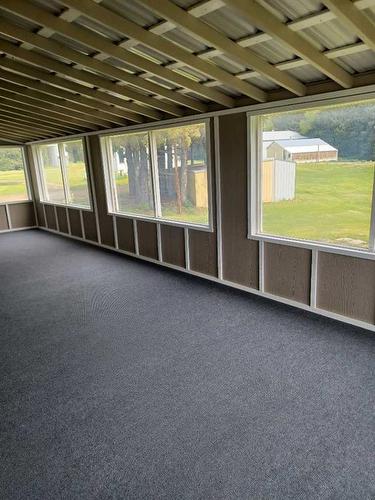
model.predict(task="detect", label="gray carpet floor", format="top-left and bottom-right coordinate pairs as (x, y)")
top-left (1, 229), bottom-right (374, 500)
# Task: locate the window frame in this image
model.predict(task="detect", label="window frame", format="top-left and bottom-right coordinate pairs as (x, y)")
top-left (247, 98), bottom-right (375, 260)
top-left (100, 118), bottom-right (214, 232)
top-left (0, 145), bottom-right (32, 205)
top-left (33, 138), bottom-right (93, 211)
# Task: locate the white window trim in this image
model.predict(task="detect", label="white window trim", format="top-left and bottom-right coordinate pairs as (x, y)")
top-left (247, 101), bottom-right (375, 261)
top-left (33, 138), bottom-right (93, 211)
top-left (0, 145), bottom-right (32, 204)
top-left (100, 118), bottom-right (214, 232)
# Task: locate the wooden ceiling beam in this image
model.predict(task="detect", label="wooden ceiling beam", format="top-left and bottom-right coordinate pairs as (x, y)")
top-left (138, 0), bottom-right (306, 96)
top-left (0, 79), bottom-right (114, 129)
top-left (0, 0), bottom-right (234, 108)
top-left (0, 60), bottom-right (129, 127)
top-left (0, 117), bottom-right (57, 138)
top-left (0, 88), bottom-right (100, 130)
top-left (0, 20), bottom-right (196, 116)
top-left (57, 0), bottom-right (266, 103)
top-left (0, 107), bottom-right (76, 135)
top-left (322, 0), bottom-right (375, 52)
top-left (0, 123), bottom-right (45, 141)
top-left (0, 29), bottom-right (163, 121)
top-left (222, 0), bottom-right (354, 89)
top-left (0, 136), bottom-right (23, 144)
top-left (0, 99), bottom-right (86, 133)
top-left (0, 42), bottom-right (147, 123)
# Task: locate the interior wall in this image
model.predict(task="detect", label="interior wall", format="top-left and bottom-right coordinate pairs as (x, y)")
top-left (24, 114), bottom-right (375, 330)
top-left (0, 201), bottom-right (36, 233)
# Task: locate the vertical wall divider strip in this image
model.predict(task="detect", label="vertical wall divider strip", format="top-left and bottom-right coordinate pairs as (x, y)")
top-left (54, 205), bottom-right (59, 232)
top-left (184, 227), bottom-right (190, 270)
top-left (113, 215), bottom-right (119, 249)
top-left (84, 136), bottom-right (102, 244)
top-left (66, 207), bottom-right (71, 235)
top-left (80, 210), bottom-right (86, 240)
top-left (214, 116), bottom-right (223, 280)
top-left (259, 240), bottom-right (265, 292)
top-left (310, 249), bottom-right (319, 307)
top-left (133, 219), bottom-right (139, 255)
top-left (369, 167), bottom-right (375, 252)
top-left (157, 223), bottom-right (162, 261)
top-left (4, 203), bottom-right (11, 229)
top-left (42, 203), bottom-right (47, 227)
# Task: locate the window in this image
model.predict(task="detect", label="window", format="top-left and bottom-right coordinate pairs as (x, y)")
top-left (250, 98), bottom-right (375, 252)
top-left (34, 139), bottom-right (91, 209)
top-left (0, 147), bottom-right (30, 203)
top-left (101, 121), bottom-right (211, 227)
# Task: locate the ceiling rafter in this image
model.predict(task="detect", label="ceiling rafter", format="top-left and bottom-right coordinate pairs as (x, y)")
top-left (0, 33), bottom-right (167, 120)
top-left (221, 0), bottom-right (354, 88)
top-left (201, 42), bottom-right (369, 89)
top-left (0, 79), bottom-right (115, 128)
top-left (0, 60), bottom-right (131, 127)
top-left (322, 0), bottom-right (375, 52)
top-left (0, 136), bottom-right (23, 144)
top-left (0, 116), bottom-right (58, 137)
top-left (0, 104), bottom-right (80, 134)
top-left (0, 123), bottom-right (43, 142)
top-left (0, 87), bottom-right (102, 130)
top-left (0, 41), bottom-right (150, 123)
top-left (0, 97), bottom-right (88, 133)
top-left (0, 108), bottom-right (75, 135)
top-left (0, 19), bottom-right (195, 117)
top-left (137, 0), bottom-right (306, 97)
top-left (0, 121), bottom-right (47, 140)
top-left (56, 0), bottom-right (266, 102)
top-left (0, 0), bottom-right (236, 108)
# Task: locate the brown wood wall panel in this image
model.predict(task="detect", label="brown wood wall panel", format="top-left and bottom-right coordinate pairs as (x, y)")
top-left (82, 211), bottom-right (98, 242)
top-left (317, 253), bottom-right (375, 324)
top-left (44, 204), bottom-right (57, 230)
top-left (35, 202), bottom-right (45, 227)
top-left (116, 217), bottom-right (135, 253)
top-left (189, 229), bottom-right (217, 276)
top-left (55, 206), bottom-right (69, 234)
top-left (87, 135), bottom-right (115, 247)
top-left (161, 225), bottom-right (185, 268)
top-left (8, 202), bottom-right (35, 229)
top-left (68, 208), bottom-right (82, 238)
top-left (0, 205), bottom-right (8, 230)
top-left (219, 113), bottom-right (259, 288)
top-left (264, 243), bottom-right (312, 304)
top-left (137, 221), bottom-right (158, 260)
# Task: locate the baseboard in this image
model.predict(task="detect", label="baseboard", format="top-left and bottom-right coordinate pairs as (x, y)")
top-left (0, 226), bottom-right (38, 234)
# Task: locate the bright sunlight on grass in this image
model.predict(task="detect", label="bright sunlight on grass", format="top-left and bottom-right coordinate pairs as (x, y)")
top-left (262, 161), bottom-right (374, 248)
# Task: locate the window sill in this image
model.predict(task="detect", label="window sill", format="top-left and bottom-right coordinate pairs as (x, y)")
top-left (248, 233), bottom-right (375, 261)
top-left (40, 201), bottom-right (93, 212)
top-left (0, 199), bottom-right (32, 205)
top-left (109, 211), bottom-right (214, 233)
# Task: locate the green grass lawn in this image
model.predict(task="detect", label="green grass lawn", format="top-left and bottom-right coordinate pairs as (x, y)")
top-left (0, 169), bottom-right (29, 202)
top-left (263, 161), bottom-right (374, 248)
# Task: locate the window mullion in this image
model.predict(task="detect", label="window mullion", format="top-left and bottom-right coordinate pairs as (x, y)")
top-left (59, 142), bottom-right (70, 205)
top-left (149, 131), bottom-right (162, 218)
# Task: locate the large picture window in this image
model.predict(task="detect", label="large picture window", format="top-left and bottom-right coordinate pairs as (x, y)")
top-left (0, 147), bottom-right (30, 203)
top-left (250, 98), bottom-right (375, 252)
top-left (101, 121), bottom-right (211, 228)
top-left (34, 139), bottom-right (91, 209)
